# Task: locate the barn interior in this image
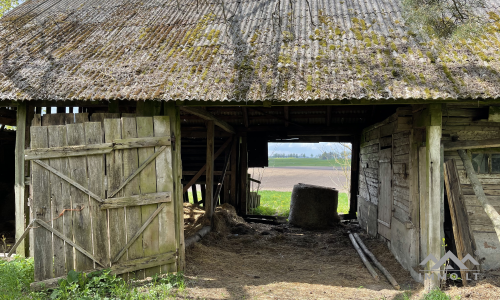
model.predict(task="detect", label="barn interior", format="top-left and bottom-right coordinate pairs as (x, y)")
top-left (0, 108), bottom-right (16, 249)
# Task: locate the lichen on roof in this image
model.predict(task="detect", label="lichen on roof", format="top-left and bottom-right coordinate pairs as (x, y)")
top-left (0, 0), bottom-right (500, 102)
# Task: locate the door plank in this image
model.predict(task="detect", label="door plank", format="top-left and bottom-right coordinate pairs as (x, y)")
top-left (104, 119), bottom-right (126, 268)
top-left (121, 117), bottom-right (143, 279)
top-left (67, 123), bottom-right (93, 271)
top-left (154, 116), bottom-right (176, 273)
top-left (85, 122), bottom-right (109, 267)
top-left (47, 125), bottom-right (68, 277)
top-left (378, 148), bottom-right (392, 240)
top-left (137, 117), bottom-right (160, 277)
top-left (31, 126), bottom-right (53, 281)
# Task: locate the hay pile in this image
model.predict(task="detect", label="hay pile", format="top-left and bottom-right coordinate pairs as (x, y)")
top-left (184, 203), bottom-right (251, 239)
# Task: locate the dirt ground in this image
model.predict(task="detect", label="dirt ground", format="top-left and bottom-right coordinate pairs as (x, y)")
top-left (249, 167), bottom-right (348, 193)
top-left (179, 205), bottom-right (500, 300)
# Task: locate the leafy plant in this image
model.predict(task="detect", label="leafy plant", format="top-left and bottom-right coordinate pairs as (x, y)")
top-left (0, 255), bottom-right (35, 300)
top-left (422, 289), bottom-right (452, 300)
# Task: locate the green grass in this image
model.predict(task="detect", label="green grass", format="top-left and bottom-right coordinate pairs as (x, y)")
top-left (268, 158), bottom-right (349, 167)
top-left (0, 256), bottom-right (185, 300)
top-left (251, 190), bottom-right (349, 217)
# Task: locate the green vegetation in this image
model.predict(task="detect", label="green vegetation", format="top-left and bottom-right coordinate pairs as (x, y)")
top-left (0, 256), bottom-right (184, 300)
top-left (421, 289), bottom-right (452, 300)
top-left (0, 256), bottom-right (34, 300)
top-left (268, 158), bottom-right (348, 167)
top-left (251, 190), bottom-right (349, 217)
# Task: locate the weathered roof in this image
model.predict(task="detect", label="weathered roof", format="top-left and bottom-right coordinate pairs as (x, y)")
top-left (0, 0), bottom-right (500, 102)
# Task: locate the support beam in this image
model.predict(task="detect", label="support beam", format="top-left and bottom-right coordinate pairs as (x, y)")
top-left (205, 121), bottom-right (215, 219)
top-left (180, 107), bottom-right (235, 134)
top-left (239, 135), bottom-right (248, 214)
top-left (15, 103), bottom-right (27, 256)
top-left (348, 135), bottom-right (360, 218)
top-left (230, 137), bottom-right (238, 207)
top-left (425, 104), bottom-right (442, 291)
top-left (241, 107), bottom-right (249, 128)
top-left (444, 138), bottom-right (500, 151)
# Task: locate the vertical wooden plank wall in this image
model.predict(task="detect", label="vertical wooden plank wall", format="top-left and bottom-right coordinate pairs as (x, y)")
top-left (122, 118), bottom-right (143, 279)
top-left (392, 131), bottom-right (411, 224)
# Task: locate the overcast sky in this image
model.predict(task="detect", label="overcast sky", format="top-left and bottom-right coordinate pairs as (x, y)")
top-left (268, 142), bottom-right (348, 157)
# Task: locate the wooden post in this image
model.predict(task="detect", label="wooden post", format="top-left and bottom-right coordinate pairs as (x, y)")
top-left (425, 104), bottom-right (442, 291)
top-left (205, 121), bottom-right (215, 219)
top-left (230, 137), bottom-right (238, 207)
top-left (164, 102), bottom-right (185, 272)
top-left (349, 135), bottom-right (360, 217)
top-left (15, 102), bottom-right (27, 256)
top-left (240, 135), bottom-right (248, 215)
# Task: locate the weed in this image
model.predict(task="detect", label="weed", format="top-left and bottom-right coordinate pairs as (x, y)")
top-left (422, 289), bottom-right (452, 300)
top-left (0, 255), bottom-right (36, 300)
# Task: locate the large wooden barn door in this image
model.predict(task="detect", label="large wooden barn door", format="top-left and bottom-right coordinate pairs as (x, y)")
top-left (27, 115), bottom-right (178, 283)
top-left (378, 148), bottom-right (392, 239)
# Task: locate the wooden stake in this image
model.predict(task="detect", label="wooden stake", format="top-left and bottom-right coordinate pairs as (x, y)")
top-left (458, 150), bottom-right (500, 242)
top-left (353, 234), bottom-right (399, 289)
top-left (348, 233), bottom-right (379, 281)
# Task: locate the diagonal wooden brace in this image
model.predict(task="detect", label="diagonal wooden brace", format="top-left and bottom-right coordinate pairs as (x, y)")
top-left (35, 219), bottom-right (105, 268)
top-left (112, 202), bottom-right (167, 263)
top-left (33, 160), bottom-right (104, 203)
top-left (107, 145), bottom-right (167, 198)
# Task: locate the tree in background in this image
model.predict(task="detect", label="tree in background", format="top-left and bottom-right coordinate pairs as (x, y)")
top-left (0, 0), bottom-right (18, 17)
top-left (402, 0), bottom-right (486, 39)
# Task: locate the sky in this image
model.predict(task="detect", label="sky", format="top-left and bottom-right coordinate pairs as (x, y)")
top-left (268, 142), bottom-right (348, 157)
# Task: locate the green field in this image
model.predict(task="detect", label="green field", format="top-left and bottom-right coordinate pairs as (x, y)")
top-left (251, 190), bottom-right (349, 217)
top-left (268, 158), bottom-right (350, 167)
top-left (187, 190), bottom-right (349, 217)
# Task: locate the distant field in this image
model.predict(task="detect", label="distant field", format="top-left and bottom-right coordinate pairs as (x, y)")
top-left (268, 158), bottom-right (349, 167)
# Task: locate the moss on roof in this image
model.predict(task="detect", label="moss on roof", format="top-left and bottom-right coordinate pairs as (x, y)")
top-left (0, 0), bottom-right (500, 102)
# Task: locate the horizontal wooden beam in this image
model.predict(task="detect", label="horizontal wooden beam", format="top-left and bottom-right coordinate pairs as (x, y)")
top-left (444, 138), bottom-right (500, 151)
top-left (100, 192), bottom-right (171, 209)
top-left (25, 137), bottom-right (171, 160)
top-left (179, 107), bottom-right (235, 134)
top-left (30, 251), bottom-right (177, 291)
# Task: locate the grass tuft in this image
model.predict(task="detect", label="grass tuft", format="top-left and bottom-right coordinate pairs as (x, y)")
top-left (421, 289), bottom-right (452, 300)
top-left (0, 255), bottom-right (35, 300)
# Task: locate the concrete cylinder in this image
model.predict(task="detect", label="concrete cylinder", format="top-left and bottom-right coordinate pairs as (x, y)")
top-left (289, 183), bottom-right (340, 229)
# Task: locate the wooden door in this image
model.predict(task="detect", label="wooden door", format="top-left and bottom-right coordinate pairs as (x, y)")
top-left (378, 148), bottom-right (392, 239)
top-left (28, 115), bottom-right (179, 283)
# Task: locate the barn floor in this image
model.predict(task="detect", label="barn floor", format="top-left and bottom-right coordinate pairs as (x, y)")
top-left (179, 205), bottom-right (500, 300)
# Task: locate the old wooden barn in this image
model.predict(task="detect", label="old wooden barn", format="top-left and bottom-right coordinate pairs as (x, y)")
top-left (1, 0), bottom-right (500, 291)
